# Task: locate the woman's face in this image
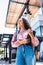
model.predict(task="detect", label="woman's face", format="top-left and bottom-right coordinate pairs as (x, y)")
top-left (19, 20), bottom-right (24, 29)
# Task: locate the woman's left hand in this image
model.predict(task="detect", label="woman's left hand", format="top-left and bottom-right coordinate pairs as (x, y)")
top-left (28, 29), bottom-right (34, 39)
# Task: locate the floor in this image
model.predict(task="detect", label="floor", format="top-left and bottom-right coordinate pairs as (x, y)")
top-left (0, 60), bottom-right (43, 65)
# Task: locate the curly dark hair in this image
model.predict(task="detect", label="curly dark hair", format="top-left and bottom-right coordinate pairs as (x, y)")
top-left (22, 18), bottom-right (31, 30)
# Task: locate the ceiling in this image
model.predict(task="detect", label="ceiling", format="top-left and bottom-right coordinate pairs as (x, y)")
top-left (6, 0), bottom-right (41, 28)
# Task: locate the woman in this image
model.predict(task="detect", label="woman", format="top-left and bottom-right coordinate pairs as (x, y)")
top-left (11, 18), bottom-right (39, 65)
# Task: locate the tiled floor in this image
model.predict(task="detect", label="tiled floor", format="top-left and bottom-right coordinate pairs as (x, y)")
top-left (36, 62), bottom-right (43, 65)
top-left (0, 60), bottom-right (15, 65)
top-left (0, 60), bottom-right (43, 65)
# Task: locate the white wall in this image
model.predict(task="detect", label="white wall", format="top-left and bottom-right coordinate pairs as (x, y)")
top-left (30, 8), bottom-right (42, 30)
top-left (0, 0), bottom-right (15, 34)
top-left (0, 28), bottom-right (15, 34)
top-left (0, 0), bottom-right (9, 27)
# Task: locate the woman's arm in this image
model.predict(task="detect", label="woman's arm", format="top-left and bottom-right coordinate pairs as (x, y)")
top-left (11, 41), bottom-right (20, 48)
top-left (11, 31), bottom-right (31, 48)
top-left (11, 38), bottom-right (30, 48)
top-left (28, 29), bottom-right (39, 47)
top-left (11, 33), bottom-right (18, 47)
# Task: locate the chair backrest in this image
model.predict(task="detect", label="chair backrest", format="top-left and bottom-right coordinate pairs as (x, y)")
top-left (1, 34), bottom-right (13, 47)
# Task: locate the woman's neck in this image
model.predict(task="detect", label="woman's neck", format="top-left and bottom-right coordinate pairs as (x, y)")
top-left (20, 27), bottom-right (26, 31)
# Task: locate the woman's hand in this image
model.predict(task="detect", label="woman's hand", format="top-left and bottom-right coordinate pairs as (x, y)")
top-left (28, 29), bottom-right (34, 39)
top-left (18, 38), bottom-right (30, 45)
top-left (18, 39), bottom-right (27, 44)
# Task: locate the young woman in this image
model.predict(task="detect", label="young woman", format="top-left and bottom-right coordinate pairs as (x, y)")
top-left (11, 18), bottom-right (39, 65)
